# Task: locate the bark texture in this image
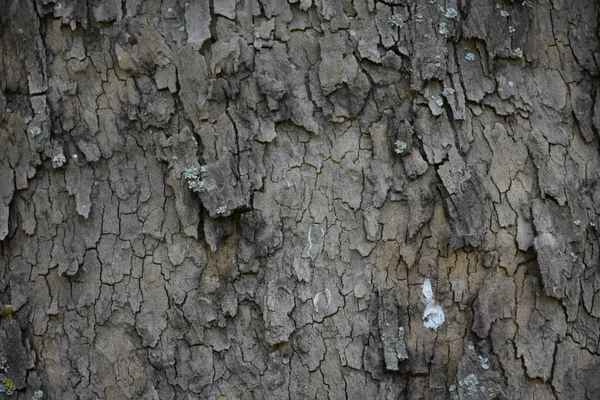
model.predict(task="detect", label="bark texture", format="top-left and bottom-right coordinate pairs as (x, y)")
top-left (1, 0), bottom-right (599, 399)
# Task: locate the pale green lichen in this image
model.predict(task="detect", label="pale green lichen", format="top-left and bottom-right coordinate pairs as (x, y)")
top-left (183, 167), bottom-right (205, 193)
top-left (444, 8), bottom-right (458, 18)
top-left (459, 374), bottom-right (480, 392)
top-left (188, 180), bottom-right (205, 192)
top-left (183, 167), bottom-right (199, 180)
top-left (394, 140), bottom-right (407, 154)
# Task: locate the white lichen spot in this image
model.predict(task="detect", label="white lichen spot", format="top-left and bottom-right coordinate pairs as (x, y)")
top-left (17, 28), bottom-right (24, 35)
top-left (31, 390), bottom-right (44, 400)
top-left (421, 279), bottom-right (445, 329)
top-left (509, 25), bottom-right (516, 33)
top-left (216, 205), bottom-right (228, 216)
top-left (52, 154), bottom-right (67, 169)
top-left (508, 81), bottom-right (514, 87)
top-left (394, 140), bottom-right (407, 154)
top-left (415, 13), bottom-right (424, 23)
top-left (388, 14), bottom-right (405, 28)
top-left (500, 10), bottom-right (510, 17)
top-left (179, 26), bottom-right (185, 32)
top-left (443, 87), bottom-right (456, 95)
top-left (465, 52), bottom-right (476, 61)
top-left (167, 7), bottom-right (174, 13)
top-left (512, 47), bottom-right (524, 58)
top-left (435, 98), bottom-right (444, 107)
top-left (444, 8), bottom-right (458, 19)
top-left (479, 356), bottom-right (489, 370)
top-left (449, 384), bottom-right (456, 392)
top-left (72, 154), bottom-right (78, 160)
top-left (438, 22), bottom-right (449, 35)
top-left (54, 2), bottom-right (62, 10)
top-left (573, 219), bottom-right (581, 226)
top-left (29, 126), bottom-right (42, 137)
top-left (521, 0), bottom-right (532, 7)
top-left (348, 30), bottom-right (356, 37)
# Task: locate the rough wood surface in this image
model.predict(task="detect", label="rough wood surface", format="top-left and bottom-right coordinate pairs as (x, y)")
top-left (0, 0), bottom-right (599, 399)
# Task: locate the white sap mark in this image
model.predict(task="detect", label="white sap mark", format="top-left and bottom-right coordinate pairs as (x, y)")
top-left (421, 279), bottom-right (445, 329)
top-left (303, 223), bottom-right (325, 258)
top-left (423, 305), bottom-right (445, 329)
top-left (421, 279), bottom-right (435, 305)
top-left (313, 288), bottom-right (332, 313)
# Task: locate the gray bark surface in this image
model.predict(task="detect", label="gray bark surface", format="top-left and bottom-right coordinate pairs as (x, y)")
top-left (0, 0), bottom-right (599, 399)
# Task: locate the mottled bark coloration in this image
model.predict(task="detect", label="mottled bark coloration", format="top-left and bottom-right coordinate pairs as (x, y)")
top-left (0, 0), bottom-right (599, 399)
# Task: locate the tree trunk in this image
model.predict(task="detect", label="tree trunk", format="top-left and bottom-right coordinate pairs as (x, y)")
top-left (1, 0), bottom-right (599, 399)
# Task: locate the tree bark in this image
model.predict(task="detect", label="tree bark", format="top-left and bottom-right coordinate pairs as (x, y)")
top-left (1, 0), bottom-right (599, 399)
